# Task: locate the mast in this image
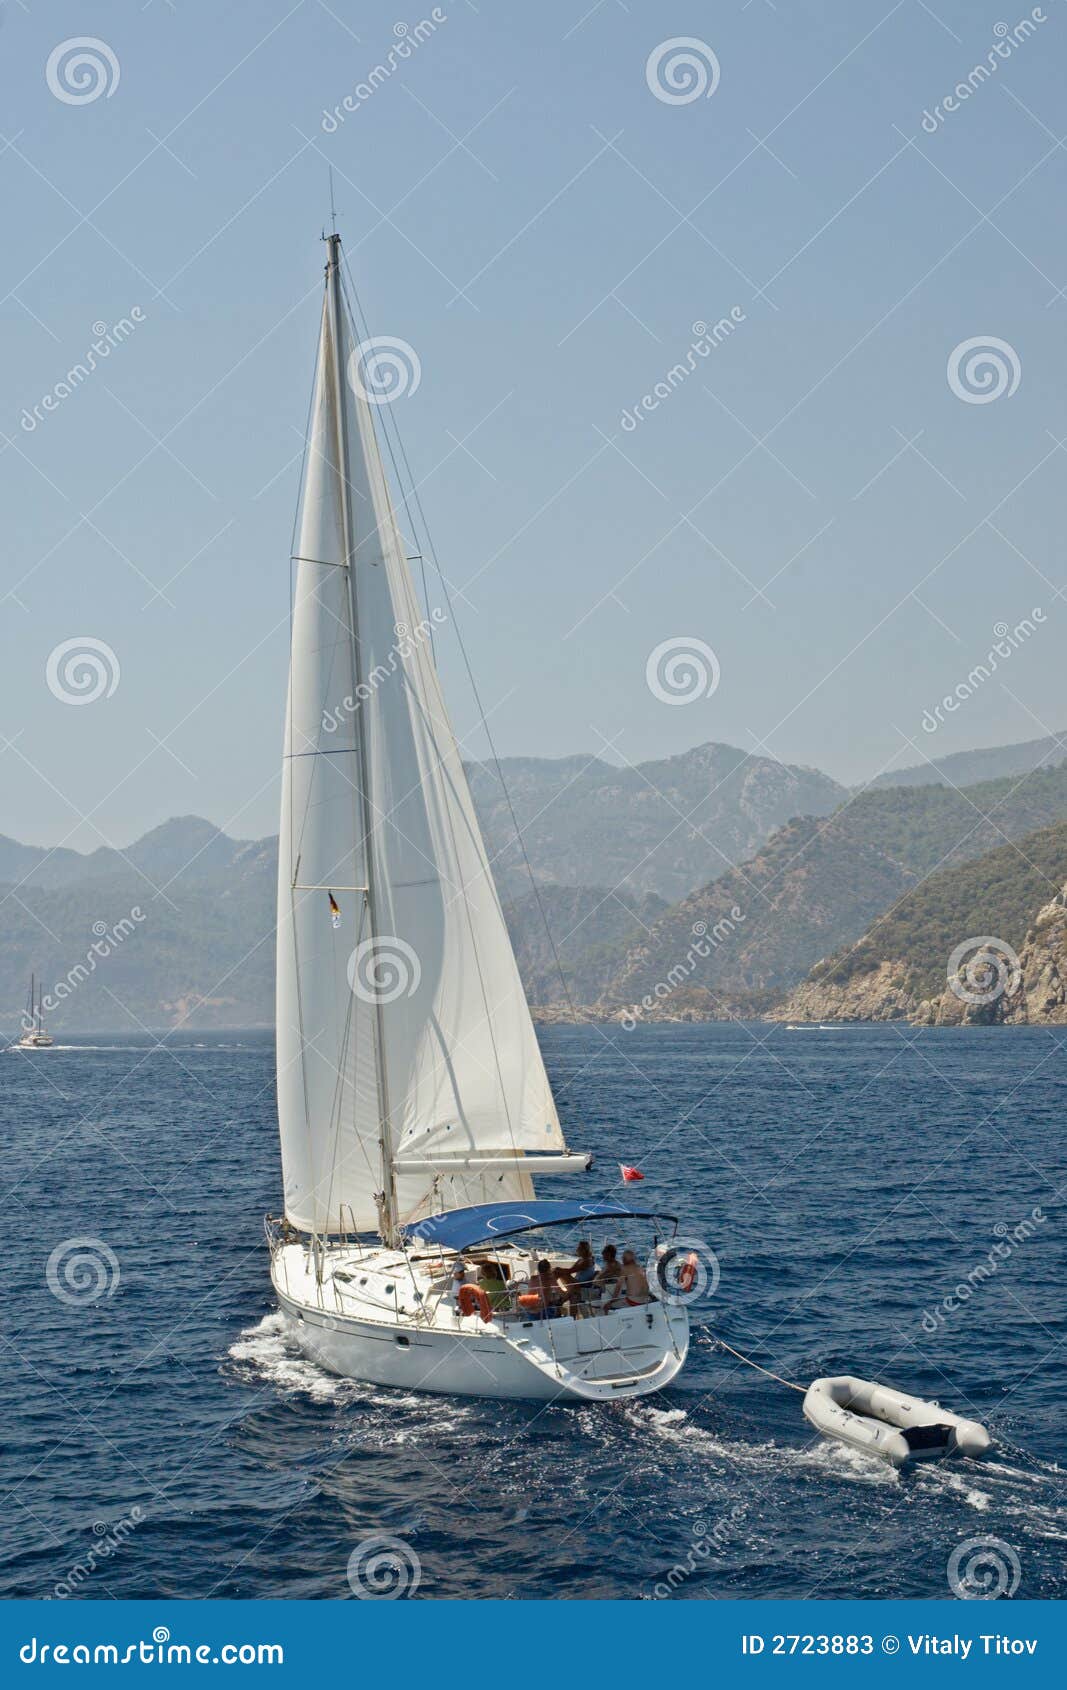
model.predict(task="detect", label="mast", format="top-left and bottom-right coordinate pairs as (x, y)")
top-left (324, 233), bottom-right (398, 1246)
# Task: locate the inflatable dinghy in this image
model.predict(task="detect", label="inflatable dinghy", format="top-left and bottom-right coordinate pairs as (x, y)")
top-left (803, 1375), bottom-right (991, 1467)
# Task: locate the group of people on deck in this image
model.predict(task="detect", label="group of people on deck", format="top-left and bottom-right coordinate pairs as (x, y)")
top-left (451, 1241), bottom-right (650, 1319)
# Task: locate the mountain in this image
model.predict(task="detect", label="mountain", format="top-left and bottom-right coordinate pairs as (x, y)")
top-left (0, 816), bottom-right (255, 892)
top-left (505, 884), bottom-right (667, 1005)
top-left (468, 743), bottom-right (845, 903)
top-left (776, 820), bottom-right (1067, 1024)
top-left (595, 762), bottom-right (1067, 1021)
top-left (866, 730), bottom-right (1067, 792)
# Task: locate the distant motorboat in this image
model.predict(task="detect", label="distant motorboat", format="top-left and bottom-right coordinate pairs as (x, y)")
top-left (16, 974), bottom-right (54, 1049)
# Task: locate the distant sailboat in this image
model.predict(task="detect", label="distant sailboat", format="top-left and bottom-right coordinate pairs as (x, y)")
top-left (266, 235), bottom-right (691, 1399)
top-left (17, 974), bottom-right (54, 1049)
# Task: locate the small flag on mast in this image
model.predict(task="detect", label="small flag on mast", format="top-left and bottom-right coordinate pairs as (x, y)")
top-left (619, 1163), bottom-right (645, 1182)
top-left (328, 892), bottom-right (341, 929)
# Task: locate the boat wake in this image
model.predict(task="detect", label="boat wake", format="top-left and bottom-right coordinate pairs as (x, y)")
top-left (626, 1403), bottom-right (900, 1486)
top-left (227, 1312), bottom-right (366, 1404)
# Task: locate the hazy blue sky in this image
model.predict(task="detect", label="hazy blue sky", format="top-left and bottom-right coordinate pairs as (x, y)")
top-left (3, 0), bottom-right (1066, 850)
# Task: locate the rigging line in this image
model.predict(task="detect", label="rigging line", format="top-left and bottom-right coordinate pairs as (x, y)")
top-left (338, 252), bottom-right (577, 1019)
top-left (338, 261), bottom-right (437, 663)
top-left (699, 1325), bottom-right (807, 1394)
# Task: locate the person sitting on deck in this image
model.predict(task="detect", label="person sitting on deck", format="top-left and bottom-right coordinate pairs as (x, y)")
top-left (557, 1240), bottom-right (596, 1315)
top-left (450, 1256), bottom-right (468, 1310)
top-left (608, 1249), bottom-right (651, 1309)
top-left (477, 1258), bottom-right (511, 1312)
top-left (529, 1258), bottom-right (563, 1318)
top-left (592, 1244), bottom-right (623, 1303)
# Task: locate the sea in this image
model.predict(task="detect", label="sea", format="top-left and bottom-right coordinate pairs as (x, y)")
top-left (0, 1023), bottom-right (1063, 1602)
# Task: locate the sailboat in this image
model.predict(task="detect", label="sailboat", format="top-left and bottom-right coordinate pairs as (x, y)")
top-left (17, 974), bottom-right (54, 1049)
top-left (266, 234), bottom-right (692, 1400)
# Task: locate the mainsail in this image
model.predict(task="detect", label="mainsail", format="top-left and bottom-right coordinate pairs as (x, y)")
top-left (276, 238), bottom-right (569, 1237)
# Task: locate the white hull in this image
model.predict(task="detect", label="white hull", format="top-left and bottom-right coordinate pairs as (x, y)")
top-left (803, 1375), bottom-right (991, 1466)
top-left (270, 1242), bottom-right (689, 1403)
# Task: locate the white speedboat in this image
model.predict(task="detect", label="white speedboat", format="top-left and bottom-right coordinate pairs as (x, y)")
top-left (16, 974), bottom-right (54, 1049)
top-left (266, 234), bottom-right (693, 1400)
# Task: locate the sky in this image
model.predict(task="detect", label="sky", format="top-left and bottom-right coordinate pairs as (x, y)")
top-left (2, 0), bottom-right (1067, 851)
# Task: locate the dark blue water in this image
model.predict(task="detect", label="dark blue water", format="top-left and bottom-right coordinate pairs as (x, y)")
top-left (0, 1024), bottom-right (1063, 1601)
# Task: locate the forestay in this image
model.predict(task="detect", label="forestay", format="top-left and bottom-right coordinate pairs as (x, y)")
top-left (276, 241), bottom-right (566, 1236)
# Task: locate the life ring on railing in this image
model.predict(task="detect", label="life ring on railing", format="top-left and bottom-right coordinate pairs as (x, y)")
top-left (458, 1284), bottom-right (493, 1322)
top-left (678, 1252), bottom-right (699, 1292)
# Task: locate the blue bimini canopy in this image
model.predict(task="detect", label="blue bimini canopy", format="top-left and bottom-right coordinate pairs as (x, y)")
top-left (401, 1200), bottom-right (676, 1255)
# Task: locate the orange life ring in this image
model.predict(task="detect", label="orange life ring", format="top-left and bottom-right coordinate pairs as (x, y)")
top-left (458, 1283), bottom-right (493, 1322)
top-left (678, 1252), bottom-right (699, 1292)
